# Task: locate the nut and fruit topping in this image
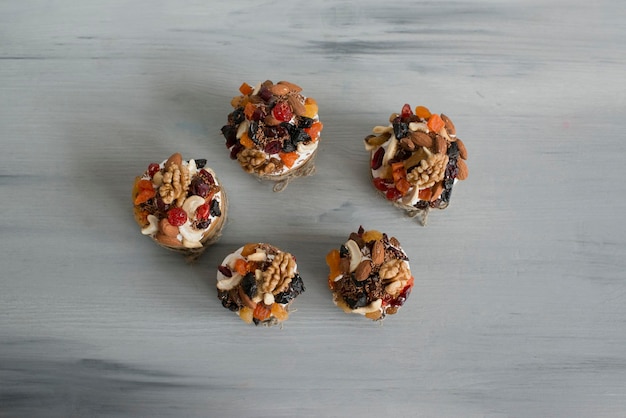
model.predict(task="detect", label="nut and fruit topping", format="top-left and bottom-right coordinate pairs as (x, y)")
top-left (221, 80), bottom-right (323, 176)
top-left (366, 104), bottom-right (468, 210)
top-left (132, 153), bottom-right (223, 249)
top-left (326, 227), bottom-right (414, 321)
top-left (217, 244), bottom-right (305, 326)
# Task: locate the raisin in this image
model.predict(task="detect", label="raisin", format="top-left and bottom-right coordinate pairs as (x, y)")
top-left (229, 143), bottom-right (243, 160)
top-left (264, 140), bottom-right (282, 154)
top-left (241, 272), bottom-right (257, 299)
top-left (231, 108), bottom-right (245, 124)
top-left (190, 177), bottom-right (210, 197)
top-left (274, 273), bottom-right (305, 304)
top-left (447, 142), bottom-right (459, 159)
top-left (221, 125), bottom-right (237, 148)
top-left (194, 159), bottom-right (207, 168)
top-left (339, 244), bottom-right (349, 258)
top-left (297, 116), bottom-right (314, 128)
top-left (282, 140), bottom-right (296, 153)
top-left (258, 86), bottom-right (273, 102)
top-left (196, 220), bottom-right (211, 229)
top-left (392, 117), bottom-right (409, 139)
top-left (251, 108), bottom-right (265, 122)
top-left (248, 121), bottom-right (259, 144)
top-left (209, 199), bottom-right (221, 217)
top-left (290, 128), bottom-right (310, 144)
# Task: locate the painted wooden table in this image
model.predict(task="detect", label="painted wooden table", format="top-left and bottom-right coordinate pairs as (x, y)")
top-left (2, 1), bottom-right (625, 416)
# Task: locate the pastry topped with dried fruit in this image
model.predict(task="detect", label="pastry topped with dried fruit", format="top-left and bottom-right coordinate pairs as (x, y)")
top-left (217, 243), bottom-right (305, 326)
top-left (221, 80), bottom-right (323, 192)
top-left (132, 153), bottom-right (227, 261)
top-left (365, 104), bottom-right (468, 225)
top-left (326, 227), bottom-right (414, 321)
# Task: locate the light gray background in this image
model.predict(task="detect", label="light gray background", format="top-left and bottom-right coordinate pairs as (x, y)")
top-left (2, 1), bottom-right (625, 417)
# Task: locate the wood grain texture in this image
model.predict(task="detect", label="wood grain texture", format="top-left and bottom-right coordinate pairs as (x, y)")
top-left (1, 0), bottom-right (625, 416)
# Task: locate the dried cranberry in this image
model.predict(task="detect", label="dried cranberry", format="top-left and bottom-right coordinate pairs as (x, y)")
top-left (251, 108), bottom-right (265, 122)
top-left (264, 140), bottom-right (282, 154)
top-left (147, 163), bottom-right (160, 178)
top-left (272, 101), bottom-right (293, 122)
top-left (373, 177), bottom-right (391, 191)
top-left (385, 187), bottom-right (402, 201)
top-left (218, 265), bottom-right (232, 278)
top-left (199, 169), bottom-right (214, 185)
top-left (230, 143), bottom-right (243, 160)
top-left (390, 283), bottom-right (413, 307)
top-left (400, 103), bottom-right (413, 120)
top-left (190, 178), bottom-right (210, 197)
top-left (371, 147), bottom-right (385, 170)
top-left (195, 202), bottom-right (210, 220)
top-left (167, 207), bottom-right (187, 226)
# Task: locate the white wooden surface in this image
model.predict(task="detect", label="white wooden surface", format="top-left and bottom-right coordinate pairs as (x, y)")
top-left (2, 1), bottom-right (626, 417)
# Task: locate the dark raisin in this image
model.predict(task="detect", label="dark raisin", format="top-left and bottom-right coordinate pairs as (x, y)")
top-left (339, 245), bottom-right (349, 258)
top-left (190, 177), bottom-right (210, 197)
top-left (415, 201), bottom-right (429, 210)
top-left (258, 86), bottom-right (273, 102)
top-left (280, 122), bottom-right (297, 136)
top-left (264, 140), bottom-right (282, 154)
top-left (241, 272), bottom-right (257, 299)
top-left (392, 117), bottom-right (409, 139)
top-left (345, 293), bottom-right (368, 309)
top-left (218, 265), bottom-right (232, 278)
top-left (290, 128), bottom-right (310, 144)
top-left (447, 142), bottom-right (459, 159)
top-left (231, 108), bottom-right (245, 124)
top-left (358, 226), bottom-right (365, 235)
top-left (221, 125), bottom-right (237, 148)
top-left (297, 116), bottom-right (314, 128)
top-left (194, 159), bottom-right (207, 168)
top-left (196, 220), bottom-right (211, 229)
top-left (282, 140), bottom-right (296, 153)
top-left (251, 108), bottom-right (265, 122)
top-left (274, 273), bottom-right (305, 304)
top-left (209, 199), bottom-right (221, 217)
top-left (248, 121), bottom-right (259, 143)
top-left (252, 318), bottom-right (260, 325)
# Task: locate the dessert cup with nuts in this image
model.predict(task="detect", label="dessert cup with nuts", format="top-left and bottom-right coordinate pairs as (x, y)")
top-left (365, 104), bottom-right (468, 225)
top-left (326, 227), bottom-right (414, 321)
top-left (132, 153), bottom-right (227, 261)
top-left (220, 80), bottom-right (323, 192)
top-left (217, 243), bottom-right (305, 326)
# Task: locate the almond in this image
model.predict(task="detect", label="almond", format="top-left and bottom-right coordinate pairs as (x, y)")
top-left (264, 114), bottom-right (282, 126)
top-left (354, 260), bottom-right (372, 281)
top-left (456, 138), bottom-right (468, 160)
top-left (349, 232), bottom-right (365, 249)
top-left (371, 240), bottom-right (385, 265)
top-left (435, 135), bottom-right (447, 154)
top-left (287, 95), bottom-right (306, 116)
top-left (440, 113), bottom-right (456, 136)
top-left (165, 152), bottom-right (182, 169)
top-left (156, 232), bottom-right (181, 247)
top-left (159, 218), bottom-right (179, 237)
top-left (456, 159), bottom-right (469, 180)
top-left (430, 181), bottom-right (444, 201)
top-left (399, 137), bottom-right (416, 151)
top-left (409, 131), bottom-right (433, 148)
top-left (339, 257), bottom-right (351, 274)
top-left (277, 80), bottom-right (302, 92)
top-left (269, 84), bottom-right (290, 96)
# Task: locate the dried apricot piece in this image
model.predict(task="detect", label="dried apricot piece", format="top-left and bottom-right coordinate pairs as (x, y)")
top-left (418, 188), bottom-right (432, 201)
top-left (395, 178), bottom-right (411, 196)
top-left (239, 306), bottom-right (253, 324)
top-left (427, 114), bottom-right (445, 132)
top-left (134, 189), bottom-right (155, 205)
top-left (271, 303), bottom-right (289, 321)
top-left (414, 105), bottom-right (431, 119)
top-left (303, 97), bottom-right (318, 118)
top-left (241, 243), bottom-right (258, 257)
top-left (239, 82), bottom-right (254, 95)
top-left (304, 121), bottom-right (323, 142)
top-left (362, 230), bottom-right (383, 243)
top-left (326, 249), bottom-right (341, 289)
top-left (253, 303), bottom-right (271, 321)
top-left (279, 151), bottom-right (298, 168)
top-left (234, 258), bottom-right (248, 275)
top-left (244, 102), bottom-right (256, 120)
top-left (239, 132), bottom-right (254, 149)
